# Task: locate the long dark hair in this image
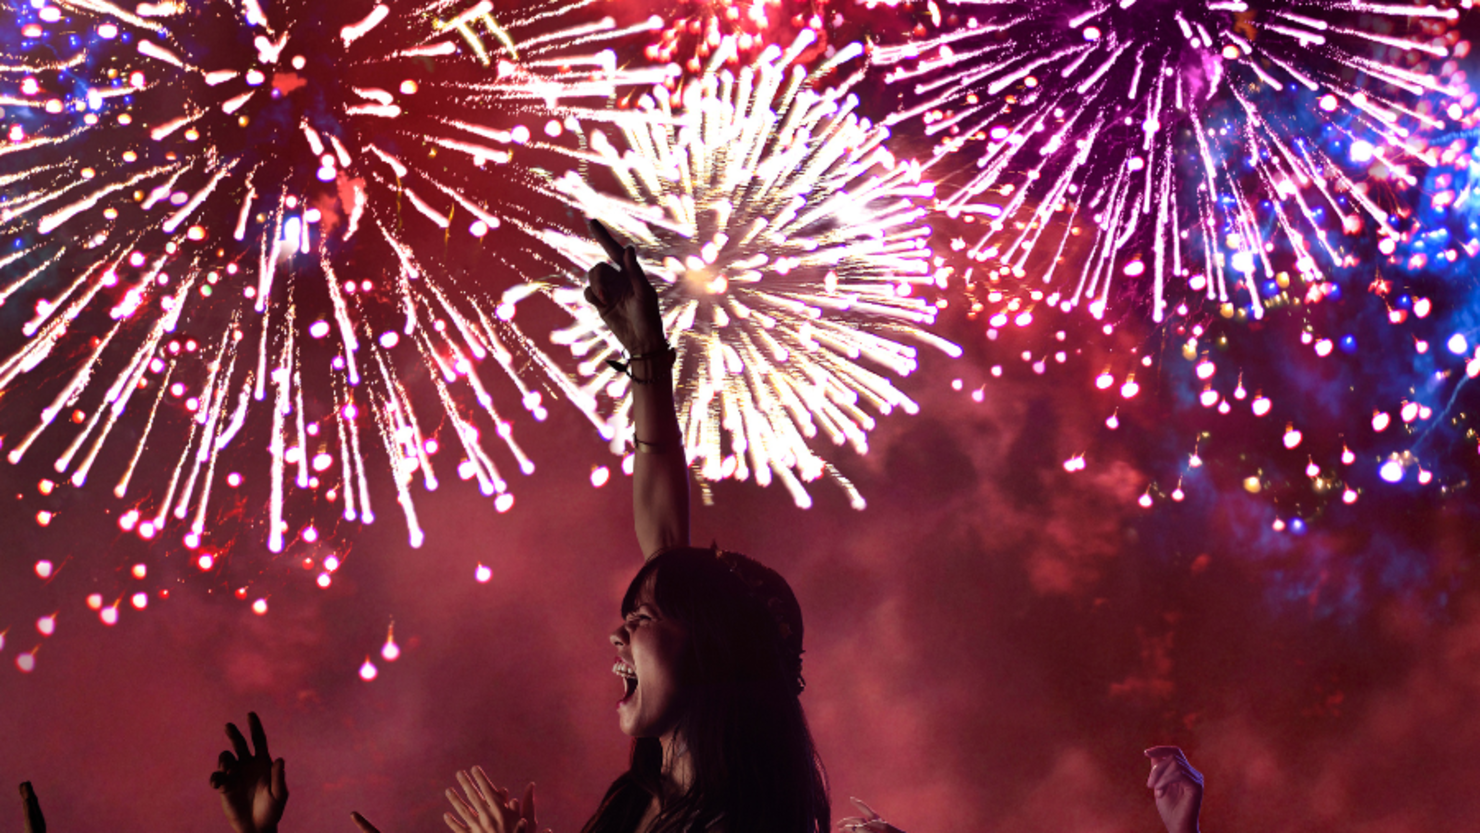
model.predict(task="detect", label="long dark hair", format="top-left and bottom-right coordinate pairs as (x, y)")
top-left (580, 546), bottom-right (829, 833)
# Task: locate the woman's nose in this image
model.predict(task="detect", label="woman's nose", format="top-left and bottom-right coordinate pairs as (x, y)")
top-left (610, 624), bottom-right (627, 647)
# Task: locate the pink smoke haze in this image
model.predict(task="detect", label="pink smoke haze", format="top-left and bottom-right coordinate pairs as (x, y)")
top-left (2, 360), bottom-right (1477, 833)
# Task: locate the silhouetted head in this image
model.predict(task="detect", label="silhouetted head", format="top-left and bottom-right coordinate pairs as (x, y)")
top-left (588, 545), bottom-right (827, 833)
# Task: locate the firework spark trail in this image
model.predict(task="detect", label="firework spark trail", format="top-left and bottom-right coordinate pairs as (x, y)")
top-left (508, 33), bottom-right (960, 509)
top-left (0, 0), bottom-right (666, 554)
top-left (875, 0), bottom-right (1464, 323)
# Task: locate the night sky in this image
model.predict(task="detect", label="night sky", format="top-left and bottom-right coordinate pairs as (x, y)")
top-left (4, 2), bottom-right (1480, 833)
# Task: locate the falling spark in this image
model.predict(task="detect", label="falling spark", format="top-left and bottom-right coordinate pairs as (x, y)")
top-left (381, 620), bottom-right (400, 661)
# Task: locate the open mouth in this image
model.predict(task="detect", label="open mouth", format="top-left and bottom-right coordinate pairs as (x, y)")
top-left (613, 660), bottom-right (638, 704)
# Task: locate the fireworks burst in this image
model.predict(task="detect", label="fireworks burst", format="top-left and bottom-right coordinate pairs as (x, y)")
top-left (875, 0), bottom-right (1466, 322)
top-left (952, 72), bottom-right (1480, 531)
top-left (511, 32), bottom-right (959, 509)
top-left (0, 0), bottom-right (668, 554)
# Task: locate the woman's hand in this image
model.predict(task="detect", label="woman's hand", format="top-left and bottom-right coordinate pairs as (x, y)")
top-left (585, 219), bottom-right (666, 356)
top-left (837, 797), bottom-right (905, 833)
top-left (209, 712), bottom-right (288, 833)
top-left (1145, 746), bottom-right (1203, 833)
top-left (18, 782), bottom-right (45, 833)
top-left (443, 768), bottom-right (545, 833)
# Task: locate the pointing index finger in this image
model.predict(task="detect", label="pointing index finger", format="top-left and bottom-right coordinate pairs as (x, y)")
top-left (587, 218), bottom-right (626, 263)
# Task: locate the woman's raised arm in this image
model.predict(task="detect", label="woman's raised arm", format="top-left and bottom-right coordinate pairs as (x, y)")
top-left (585, 219), bottom-right (690, 558)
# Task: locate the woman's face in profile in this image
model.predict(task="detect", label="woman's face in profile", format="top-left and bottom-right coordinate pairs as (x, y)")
top-left (610, 577), bottom-right (691, 739)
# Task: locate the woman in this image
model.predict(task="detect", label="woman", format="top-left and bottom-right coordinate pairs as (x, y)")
top-left (209, 220), bottom-right (829, 833)
top-left (578, 543), bottom-right (827, 833)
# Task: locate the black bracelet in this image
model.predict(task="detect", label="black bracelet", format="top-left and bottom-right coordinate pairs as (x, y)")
top-left (606, 345), bottom-right (677, 384)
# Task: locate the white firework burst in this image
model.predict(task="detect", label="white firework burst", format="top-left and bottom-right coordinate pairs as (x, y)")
top-left (512, 32), bottom-right (961, 509)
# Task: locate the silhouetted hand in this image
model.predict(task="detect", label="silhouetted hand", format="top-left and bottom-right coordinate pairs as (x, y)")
top-left (210, 712), bottom-right (288, 833)
top-left (444, 768), bottom-right (546, 833)
top-left (585, 219), bottom-right (666, 357)
top-left (837, 797), bottom-right (905, 833)
top-left (18, 783), bottom-right (44, 833)
top-left (1145, 746), bottom-right (1202, 833)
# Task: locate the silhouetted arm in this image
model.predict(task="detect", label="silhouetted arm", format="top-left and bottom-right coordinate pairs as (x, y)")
top-left (585, 219), bottom-right (689, 557)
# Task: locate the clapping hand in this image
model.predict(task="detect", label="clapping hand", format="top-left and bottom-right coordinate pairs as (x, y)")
top-left (443, 768), bottom-right (546, 833)
top-left (837, 797), bottom-right (905, 833)
top-left (1145, 746), bottom-right (1203, 833)
top-left (349, 770), bottom-right (544, 833)
top-left (585, 219), bottom-right (666, 357)
top-left (209, 712), bottom-right (288, 833)
top-left (17, 783), bottom-right (44, 833)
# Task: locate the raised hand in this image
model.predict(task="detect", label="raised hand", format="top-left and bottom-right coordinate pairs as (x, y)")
top-left (837, 797), bottom-right (905, 833)
top-left (1145, 746), bottom-right (1203, 833)
top-left (443, 768), bottom-right (546, 833)
top-left (18, 782), bottom-right (44, 833)
top-left (584, 219), bottom-right (666, 357)
top-left (209, 712), bottom-right (288, 833)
